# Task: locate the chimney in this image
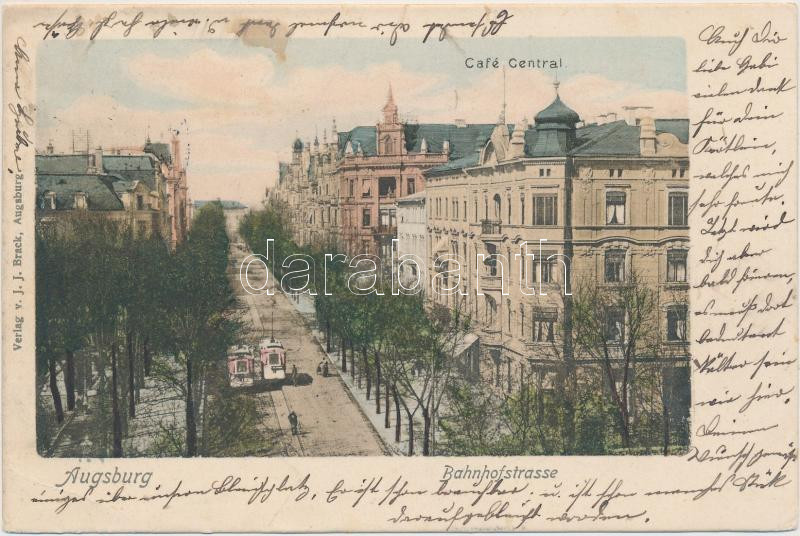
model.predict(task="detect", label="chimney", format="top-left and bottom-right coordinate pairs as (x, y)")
top-left (454, 119), bottom-right (466, 128)
top-left (509, 119), bottom-right (527, 158)
top-left (171, 134), bottom-right (182, 172)
top-left (95, 147), bottom-right (103, 172)
top-left (639, 117), bottom-right (656, 156)
top-left (46, 141), bottom-right (54, 154)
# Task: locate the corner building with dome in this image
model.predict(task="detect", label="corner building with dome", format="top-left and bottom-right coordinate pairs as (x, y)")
top-left (424, 85), bottom-right (690, 418)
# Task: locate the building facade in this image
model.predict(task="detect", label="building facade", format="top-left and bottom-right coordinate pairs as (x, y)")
top-left (424, 86), bottom-right (690, 395)
top-left (35, 136), bottom-right (191, 246)
top-left (396, 191), bottom-right (427, 289)
top-left (270, 87), bottom-right (497, 260)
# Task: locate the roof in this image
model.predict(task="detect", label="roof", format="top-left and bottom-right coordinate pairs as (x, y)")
top-left (37, 173), bottom-right (124, 211)
top-left (403, 123), bottom-right (495, 160)
top-left (36, 154), bottom-right (91, 174)
top-left (144, 141), bottom-right (171, 164)
top-left (36, 153), bottom-right (161, 189)
top-left (655, 119), bottom-right (689, 144)
top-left (338, 126), bottom-right (376, 156)
top-left (427, 118), bottom-right (689, 174)
top-left (397, 191), bottom-right (426, 204)
top-left (336, 123), bottom-right (496, 163)
top-left (571, 119), bottom-right (690, 156)
top-left (534, 95), bottom-right (580, 127)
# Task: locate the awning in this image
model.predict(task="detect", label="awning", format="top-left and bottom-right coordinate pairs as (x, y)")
top-left (453, 332), bottom-right (480, 358)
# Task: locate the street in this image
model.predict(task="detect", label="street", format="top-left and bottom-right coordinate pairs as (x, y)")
top-left (229, 247), bottom-right (387, 456)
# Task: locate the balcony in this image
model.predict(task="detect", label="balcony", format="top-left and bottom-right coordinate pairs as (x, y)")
top-left (479, 272), bottom-right (503, 290)
top-left (480, 219), bottom-right (502, 237)
top-left (374, 224), bottom-right (396, 236)
top-left (481, 326), bottom-right (504, 345)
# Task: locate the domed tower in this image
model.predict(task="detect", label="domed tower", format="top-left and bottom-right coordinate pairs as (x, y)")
top-left (292, 137), bottom-right (303, 164)
top-left (529, 82), bottom-right (580, 156)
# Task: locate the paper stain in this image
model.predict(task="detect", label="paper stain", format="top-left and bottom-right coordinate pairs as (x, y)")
top-left (228, 17), bottom-right (289, 62)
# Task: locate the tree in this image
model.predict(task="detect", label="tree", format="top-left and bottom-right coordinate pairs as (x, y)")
top-left (165, 202), bottom-right (239, 456)
top-left (571, 270), bottom-right (662, 450)
top-left (35, 228), bottom-right (65, 427)
top-left (388, 298), bottom-right (471, 455)
top-left (73, 215), bottom-right (128, 456)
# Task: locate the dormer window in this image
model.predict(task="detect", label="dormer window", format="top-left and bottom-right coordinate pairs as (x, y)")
top-left (136, 194), bottom-right (144, 210)
top-left (75, 192), bottom-right (87, 210)
top-left (45, 192), bottom-right (56, 210)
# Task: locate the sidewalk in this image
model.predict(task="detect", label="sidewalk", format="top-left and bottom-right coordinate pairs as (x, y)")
top-left (286, 291), bottom-right (428, 456)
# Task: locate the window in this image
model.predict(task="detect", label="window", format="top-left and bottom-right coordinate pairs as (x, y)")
top-left (236, 360), bottom-right (248, 374)
top-left (485, 243), bottom-right (498, 276)
top-left (539, 168), bottom-right (545, 177)
top-left (605, 249), bottom-right (626, 282)
top-left (680, 168), bottom-right (686, 178)
top-left (507, 197), bottom-right (511, 222)
top-left (520, 195), bottom-right (526, 225)
top-left (75, 192), bottom-right (87, 210)
top-left (349, 180), bottom-right (354, 197)
top-left (531, 312), bottom-right (556, 342)
top-left (520, 306), bottom-right (525, 337)
top-left (667, 306), bottom-right (688, 341)
top-left (484, 295), bottom-right (497, 325)
top-left (546, 168), bottom-right (552, 177)
top-left (136, 194), bottom-right (144, 210)
top-left (667, 250), bottom-right (688, 282)
top-left (362, 209), bottom-right (371, 227)
top-left (379, 208), bottom-right (395, 229)
top-left (379, 177), bottom-right (396, 197)
top-left (669, 192), bottom-right (688, 226)
top-left (532, 195), bottom-right (557, 226)
top-left (407, 178), bottom-right (415, 195)
top-left (605, 309), bottom-right (625, 343)
top-left (606, 192), bottom-right (625, 224)
top-left (361, 180), bottom-right (371, 198)
top-left (532, 251), bottom-right (556, 283)
top-left (463, 200), bottom-right (467, 221)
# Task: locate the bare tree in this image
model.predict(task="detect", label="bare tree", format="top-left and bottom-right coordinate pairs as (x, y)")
top-left (571, 270), bottom-right (662, 449)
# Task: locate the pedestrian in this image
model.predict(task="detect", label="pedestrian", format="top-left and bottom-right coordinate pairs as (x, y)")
top-left (288, 411), bottom-right (299, 435)
top-left (291, 364), bottom-right (298, 386)
top-left (322, 361), bottom-right (329, 377)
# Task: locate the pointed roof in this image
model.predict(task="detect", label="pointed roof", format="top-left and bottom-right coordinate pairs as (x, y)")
top-left (534, 95), bottom-right (580, 126)
top-left (383, 84), bottom-right (397, 112)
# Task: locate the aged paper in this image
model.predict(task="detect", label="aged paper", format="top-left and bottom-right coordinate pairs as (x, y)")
top-left (2, 3), bottom-right (797, 532)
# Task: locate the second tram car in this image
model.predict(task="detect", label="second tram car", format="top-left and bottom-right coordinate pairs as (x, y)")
top-left (259, 338), bottom-right (287, 381)
top-left (227, 345), bottom-right (256, 388)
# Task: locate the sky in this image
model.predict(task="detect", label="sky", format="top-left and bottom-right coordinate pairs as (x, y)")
top-left (37, 37), bottom-right (686, 207)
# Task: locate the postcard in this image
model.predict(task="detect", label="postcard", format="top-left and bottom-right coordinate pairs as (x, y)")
top-left (2, 2), bottom-right (797, 532)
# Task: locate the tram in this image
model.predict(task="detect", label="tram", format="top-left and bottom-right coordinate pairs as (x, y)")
top-left (227, 345), bottom-right (256, 388)
top-left (228, 312), bottom-right (288, 388)
top-left (259, 338), bottom-right (287, 381)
